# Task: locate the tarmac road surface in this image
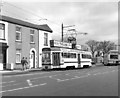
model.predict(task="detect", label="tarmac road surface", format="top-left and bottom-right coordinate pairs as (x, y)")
top-left (1, 65), bottom-right (118, 96)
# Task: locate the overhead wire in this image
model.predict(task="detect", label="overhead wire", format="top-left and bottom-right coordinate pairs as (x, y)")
top-left (3, 1), bottom-right (62, 28)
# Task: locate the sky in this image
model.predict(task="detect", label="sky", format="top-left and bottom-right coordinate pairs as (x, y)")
top-left (1, 0), bottom-right (118, 45)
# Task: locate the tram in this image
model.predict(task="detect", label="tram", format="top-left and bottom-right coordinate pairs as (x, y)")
top-left (103, 50), bottom-right (120, 66)
top-left (42, 47), bottom-right (92, 70)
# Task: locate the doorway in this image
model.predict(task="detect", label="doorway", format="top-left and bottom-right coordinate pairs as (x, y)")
top-left (0, 43), bottom-right (8, 70)
top-left (30, 48), bottom-right (36, 69)
top-left (52, 52), bottom-right (60, 66)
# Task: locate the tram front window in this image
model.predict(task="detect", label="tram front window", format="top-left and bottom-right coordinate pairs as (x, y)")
top-left (110, 55), bottom-right (118, 59)
top-left (42, 52), bottom-right (51, 64)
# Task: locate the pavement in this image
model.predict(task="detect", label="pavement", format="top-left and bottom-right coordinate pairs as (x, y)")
top-left (0, 68), bottom-right (43, 76)
top-left (0, 63), bottom-right (103, 76)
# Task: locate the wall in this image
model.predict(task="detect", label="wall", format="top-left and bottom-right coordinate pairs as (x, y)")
top-left (39, 30), bottom-right (52, 68)
top-left (8, 23), bottom-right (39, 69)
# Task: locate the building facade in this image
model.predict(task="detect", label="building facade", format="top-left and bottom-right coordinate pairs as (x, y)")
top-left (0, 16), bottom-right (52, 70)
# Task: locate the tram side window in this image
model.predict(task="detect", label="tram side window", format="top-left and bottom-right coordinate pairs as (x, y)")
top-left (82, 54), bottom-right (91, 59)
top-left (63, 53), bottom-right (67, 58)
top-left (62, 52), bottom-right (76, 58)
top-left (71, 53), bottom-right (76, 58)
top-left (68, 53), bottom-right (70, 58)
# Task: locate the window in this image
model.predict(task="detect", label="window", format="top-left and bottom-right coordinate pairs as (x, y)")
top-left (0, 23), bottom-right (5, 39)
top-left (30, 30), bottom-right (34, 43)
top-left (82, 54), bottom-right (91, 59)
top-left (110, 55), bottom-right (118, 59)
top-left (61, 52), bottom-right (76, 58)
top-left (42, 52), bottom-right (51, 63)
top-left (16, 26), bottom-right (21, 41)
top-left (44, 33), bottom-right (48, 46)
top-left (16, 49), bottom-right (21, 63)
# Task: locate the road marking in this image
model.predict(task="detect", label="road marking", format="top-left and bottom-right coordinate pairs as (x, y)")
top-left (111, 70), bottom-right (116, 72)
top-left (29, 74), bottom-right (62, 80)
top-left (0, 81), bottom-right (15, 85)
top-left (27, 79), bottom-right (32, 86)
top-left (49, 76), bottom-right (61, 81)
top-left (57, 74), bottom-right (90, 82)
top-left (93, 72), bottom-right (102, 75)
top-left (0, 83), bottom-right (47, 93)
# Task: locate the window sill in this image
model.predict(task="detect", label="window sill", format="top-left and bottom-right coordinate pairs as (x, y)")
top-left (30, 42), bottom-right (35, 44)
top-left (44, 44), bottom-right (48, 46)
top-left (0, 38), bottom-right (6, 40)
top-left (15, 40), bottom-right (22, 43)
top-left (16, 62), bottom-right (21, 64)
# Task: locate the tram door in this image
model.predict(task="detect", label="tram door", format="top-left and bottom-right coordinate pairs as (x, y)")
top-left (52, 52), bottom-right (60, 66)
top-left (78, 54), bottom-right (81, 68)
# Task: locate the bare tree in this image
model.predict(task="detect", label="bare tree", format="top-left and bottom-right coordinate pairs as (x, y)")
top-left (86, 40), bottom-right (116, 57)
top-left (98, 40), bottom-right (116, 56)
top-left (85, 40), bottom-right (99, 57)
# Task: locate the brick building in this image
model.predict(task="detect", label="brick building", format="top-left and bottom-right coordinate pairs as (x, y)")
top-left (0, 16), bottom-right (52, 70)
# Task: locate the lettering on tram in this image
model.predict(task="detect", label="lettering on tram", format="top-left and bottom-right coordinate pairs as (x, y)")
top-left (42, 40), bottom-right (92, 70)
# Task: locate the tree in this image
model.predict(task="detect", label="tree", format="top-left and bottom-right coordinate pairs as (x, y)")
top-left (85, 40), bottom-right (99, 57)
top-left (98, 40), bottom-right (116, 56)
top-left (85, 40), bottom-right (116, 57)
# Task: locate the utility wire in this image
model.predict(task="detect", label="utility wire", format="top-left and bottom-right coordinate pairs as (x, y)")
top-left (3, 1), bottom-right (62, 28)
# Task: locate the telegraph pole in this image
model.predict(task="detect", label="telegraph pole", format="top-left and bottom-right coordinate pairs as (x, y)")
top-left (61, 23), bottom-right (63, 42)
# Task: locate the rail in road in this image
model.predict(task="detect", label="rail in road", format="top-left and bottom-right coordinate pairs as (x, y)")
top-left (1, 66), bottom-right (118, 96)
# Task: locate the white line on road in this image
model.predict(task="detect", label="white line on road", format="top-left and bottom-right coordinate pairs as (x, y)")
top-left (57, 74), bottom-right (90, 82)
top-left (27, 79), bottom-right (32, 86)
top-left (0, 83), bottom-right (47, 93)
top-left (49, 76), bottom-right (61, 81)
top-left (93, 72), bottom-right (102, 75)
top-left (29, 74), bottom-right (62, 80)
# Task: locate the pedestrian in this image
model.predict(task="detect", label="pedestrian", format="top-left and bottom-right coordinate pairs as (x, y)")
top-left (25, 57), bottom-right (28, 70)
top-left (21, 57), bottom-right (25, 70)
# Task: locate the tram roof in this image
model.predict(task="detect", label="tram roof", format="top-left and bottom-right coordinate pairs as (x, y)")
top-left (108, 50), bottom-right (118, 53)
top-left (42, 47), bottom-right (91, 54)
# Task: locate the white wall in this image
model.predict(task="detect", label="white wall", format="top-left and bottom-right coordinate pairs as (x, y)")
top-left (0, 21), bottom-right (8, 43)
top-left (38, 30), bottom-right (52, 67)
top-left (0, 21), bottom-right (8, 70)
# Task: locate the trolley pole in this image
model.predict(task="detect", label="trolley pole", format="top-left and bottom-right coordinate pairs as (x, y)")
top-left (61, 23), bottom-right (64, 42)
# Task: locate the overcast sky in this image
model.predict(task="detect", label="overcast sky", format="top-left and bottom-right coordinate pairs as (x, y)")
top-left (1, 0), bottom-right (118, 45)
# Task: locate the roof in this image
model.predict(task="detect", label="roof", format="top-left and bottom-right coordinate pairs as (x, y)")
top-left (0, 15), bottom-right (53, 33)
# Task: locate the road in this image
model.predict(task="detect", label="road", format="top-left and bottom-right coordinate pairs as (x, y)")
top-left (1, 65), bottom-right (118, 96)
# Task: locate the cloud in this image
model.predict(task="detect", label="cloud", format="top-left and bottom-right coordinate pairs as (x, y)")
top-left (2, 1), bottom-right (118, 45)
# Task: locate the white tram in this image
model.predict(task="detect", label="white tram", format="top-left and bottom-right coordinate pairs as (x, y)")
top-left (103, 50), bottom-right (120, 66)
top-left (42, 47), bottom-right (92, 70)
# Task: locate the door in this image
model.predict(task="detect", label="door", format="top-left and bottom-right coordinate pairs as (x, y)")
top-left (3, 49), bottom-right (7, 69)
top-left (52, 52), bottom-right (60, 66)
top-left (78, 54), bottom-right (81, 68)
top-left (30, 50), bottom-right (35, 68)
